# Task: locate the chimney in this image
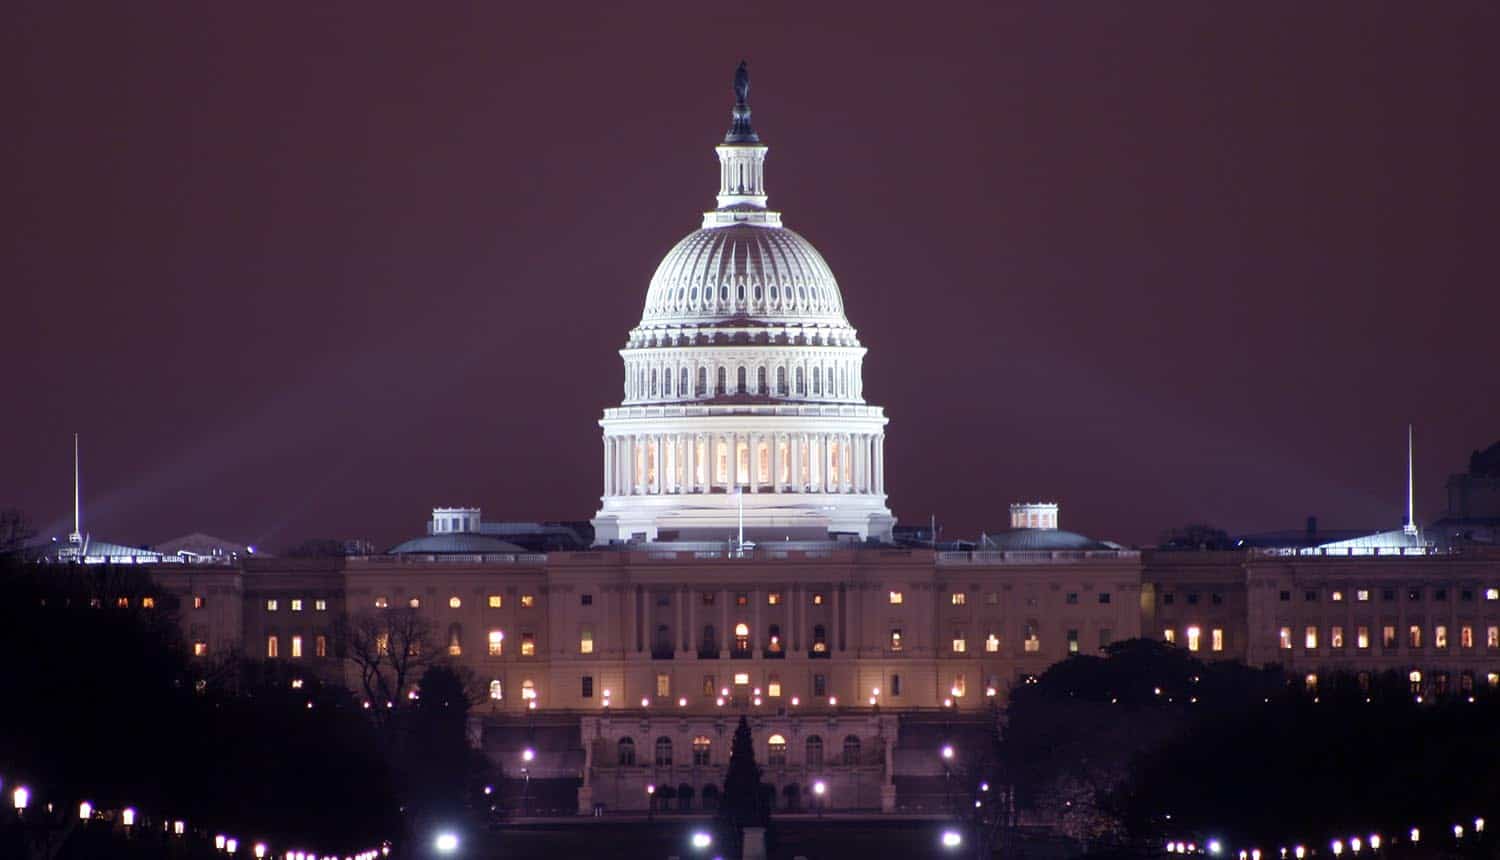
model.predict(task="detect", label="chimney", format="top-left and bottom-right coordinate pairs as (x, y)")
top-left (1306, 516), bottom-right (1318, 536)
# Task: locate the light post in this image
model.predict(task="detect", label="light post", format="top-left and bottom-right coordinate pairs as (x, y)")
top-left (519, 747), bottom-right (535, 817)
top-left (940, 745), bottom-right (955, 814)
top-left (813, 780), bottom-right (826, 818)
top-left (647, 784), bottom-right (656, 821)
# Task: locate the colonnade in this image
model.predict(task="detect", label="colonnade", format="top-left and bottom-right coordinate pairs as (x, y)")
top-left (603, 431), bottom-right (885, 498)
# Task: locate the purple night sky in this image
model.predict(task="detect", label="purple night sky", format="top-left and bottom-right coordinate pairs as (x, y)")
top-left (4, 2), bottom-right (1498, 550)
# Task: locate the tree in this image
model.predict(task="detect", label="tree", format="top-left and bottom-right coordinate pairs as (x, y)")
top-left (335, 607), bottom-right (436, 721)
top-left (0, 508), bottom-right (34, 558)
top-left (1157, 523), bottom-right (1233, 550)
top-left (718, 716), bottom-right (769, 857)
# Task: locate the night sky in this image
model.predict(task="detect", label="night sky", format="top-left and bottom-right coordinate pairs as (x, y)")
top-left (4, 2), bottom-right (1498, 550)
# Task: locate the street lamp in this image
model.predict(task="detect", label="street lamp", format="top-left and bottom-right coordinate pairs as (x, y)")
top-left (941, 829), bottom-right (963, 850)
top-left (12, 786), bottom-right (27, 812)
top-left (813, 780), bottom-right (826, 818)
top-left (691, 831), bottom-right (713, 850)
top-left (646, 784), bottom-right (656, 821)
top-left (78, 801), bottom-right (92, 820)
top-left (940, 746), bottom-right (955, 813)
top-left (122, 808), bottom-right (136, 828)
top-left (434, 832), bottom-right (459, 854)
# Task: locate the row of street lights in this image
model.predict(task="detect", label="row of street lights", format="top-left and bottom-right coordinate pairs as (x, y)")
top-left (1168, 817), bottom-right (1487, 858)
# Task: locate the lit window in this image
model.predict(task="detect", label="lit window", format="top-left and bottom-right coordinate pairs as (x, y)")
top-left (291, 599), bottom-right (303, 612)
top-left (1488, 588), bottom-right (1499, 601)
top-left (489, 680), bottom-right (503, 700)
top-left (985, 633), bottom-right (999, 653)
top-left (952, 634), bottom-right (967, 653)
top-left (1164, 629), bottom-right (1176, 644)
top-left (192, 641), bottom-right (208, 657)
top-left (1356, 589), bottom-right (1370, 602)
top-left (1211, 628), bottom-right (1224, 652)
top-left (1435, 625), bottom-right (1448, 649)
top-left (951, 592), bottom-right (966, 606)
top-left (890, 629), bottom-right (903, 651)
top-left (735, 622), bottom-right (750, 651)
top-left (1489, 626), bottom-right (1500, 648)
top-left (376, 632), bottom-right (389, 655)
top-left (735, 593), bottom-right (748, 606)
top-left (580, 627), bottom-right (594, 654)
top-left (952, 673), bottom-right (967, 697)
top-left (1383, 625), bottom-right (1397, 648)
top-left (447, 624), bottom-right (462, 656)
top-left (1331, 591), bottom-right (1344, 602)
top-left (1305, 673), bottom-right (1318, 691)
top-left (520, 633), bottom-right (536, 656)
top-left (408, 597), bottom-right (421, 609)
top-left (315, 635), bottom-right (327, 657)
top-left (656, 673), bottom-right (671, 697)
top-left (1408, 669), bottom-right (1422, 694)
top-left (291, 635), bottom-right (303, 658)
top-left (1186, 626), bottom-right (1201, 652)
top-left (521, 679), bottom-right (536, 700)
top-left (768, 677), bottom-right (782, 697)
top-left (488, 630), bottom-right (504, 656)
top-left (141, 596), bottom-right (156, 609)
top-left (811, 592), bottom-right (825, 605)
top-left (267, 635), bottom-right (279, 658)
top-left (1357, 626), bottom-right (1370, 649)
top-left (734, 672), bottom-right (749, 685)
top-left (266, 599), bottom-right (278, 612)
top-left (1023, 622), bottom-right (1040, 653)
top-left (767, 592), bottom-right (781, 606)
top-left (192, 595), bottom-right (205, 609)
top-left (1461, 625), bottom-right (1475, 649)
top-left (1305, 626), bottom-right (1318, 649)
top-left (520, 594), bottom-right (535, 608)
top-left (1066, 629), bottom-right (1079, 654)
top-left (888, 590), bottom-right (903, 605)
top-left (1278, 627), bottom-right (1292, 650)
top-left (1489, 672), bottom-right (1500, 688)
top-left (488, 594), bottom-right (502, 608)
top-left (693, 735), bottom-right (712, 766)
top-left (314, 599), bottom-right (327, 612)
top-left (1408, 625), bottom-right (1422, 648)
top-left (449, 596), bottom-right (462, 609)
top-left (375, 596), bottom-right (389, 609)
top-left (768, 733), bottom-right (787, 766)
top-left (1331, 626), bottom-right (1344, 649)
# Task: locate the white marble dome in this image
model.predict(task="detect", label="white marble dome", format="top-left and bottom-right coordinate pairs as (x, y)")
top-left (639, 224), bottom-right (849, 328)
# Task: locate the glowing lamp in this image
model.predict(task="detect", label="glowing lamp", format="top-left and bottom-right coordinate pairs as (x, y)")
top-left (691, 831), bottom-right (712, 849)
top-left (828, 696), bottom-right (837, 706)
top-left (941, 745), bottom-right (955, 760)
top-left (79, 801), bottom-right (92, 820)
top-left (1350, 837), bottom-right (1361, 853)
top-left (254, 844), bottom-right (267, 859)
top-left (226, 838), bottom-right (238, 853)
top-left (753, 697), bottom-right (762, 706)
top-left (1454, 824), bottom-right (1464, 839)
top-left (641, 697), bottom-right (650, 708)
top-left (1476, 818), bottom-right (1486, 834)
top-left (813, 781), bottom-right (826, 796)
top-left (434, 832), bottom-right (459, 854)
top-left (1368, 835), bottom-right (1380, 850)
top-left (941, 830), bottom-right (962, 849)
top-left (217, 834), bottom-right (227, 850)
top-left (1331, 840), bottom-right (1343, 856)
top-left (1410, 828), bottom-right (1420, 843)
top-left (1208, 839), bottom-right (1222, 855)
top-left (790, 696), bottom-right (799, 706)
top-left (522, 748), bottom-right (535, 762)
top-left (678, 697), bottom-right (687, 707)
top-left (1250, 849), bottom-right (1260, 860)
top-left (12, 786), bottom-right (28, 811)
top-left (1295, 846), bottom-right (1306, 859)
top-left (174, 820), bottom-right (185, 835)
top-left (716, 697), bottom-right (725, 706)
top-left (647, 784), bottom-right (656, 795)
top-left (122, 808), bottom-right (136, 827)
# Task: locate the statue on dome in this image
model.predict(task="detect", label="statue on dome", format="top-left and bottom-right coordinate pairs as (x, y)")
top-left (734, 60), bottom-right (750, 105)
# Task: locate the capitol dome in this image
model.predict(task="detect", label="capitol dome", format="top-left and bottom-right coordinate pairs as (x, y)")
top-left (591, 63), bottom-right (894, 545)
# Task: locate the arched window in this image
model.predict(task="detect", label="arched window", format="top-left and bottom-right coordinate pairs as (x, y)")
top-left (795, 366), bottom-right (806, 395)
top-left (767, 624), bottom-right (782, 653)
top-left (717, 367), bottom-right (727, 395)
top-left (677, 783), bottom-right (694, 811)
top-left (650, 368), bottom-right (658, 397)
top-left (521, 679), bottom-right (536, 700)
top-left (842, 735), bottom-right (861, 765)
top-left (693, 735), bottom-right (712, 766)
top-left (618, 737), bottom-right (636, 766)
top-left (736, 366), bottom-right (747, 393)
top-left (701, 785), bottom-right (720, 811)
top-left (697, 367), bottom-right (707, 397)
top-left (680, 367), bottom-right (689, 398)
top-left (663, 368), bottom-right (672, 395)
top-left (655, 736), bottom-right (673, 766)
top-left (735, 622), bottom-right (750, 652)
top-left (812, 367), bottom-right (821, 395)
top-left (447, 623), bottom-right (463, 657)
top-left (489, 679), bottom-right (503, 701)
top-left (812, 624), bottom-right (828, 653)
top-left (768, 733), bottom-right (787, 766)
top-left (654, 624), bottom-right (672, 656)
top-left (776, 366), bottom-right (787, 395)
top-left (805, 735), bottom-right (823, 766)
top-left (757, 366), bottom-right (767, 393)
top-left (701, 625), bottom-right (717, 655)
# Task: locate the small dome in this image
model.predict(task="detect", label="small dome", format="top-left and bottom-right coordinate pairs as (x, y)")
top-left (388, 534), bottom-right (528, 555)
top-left (980, 529), bottom-right (1113, 551)
top-left (638, 224), bottom-right (849, 329)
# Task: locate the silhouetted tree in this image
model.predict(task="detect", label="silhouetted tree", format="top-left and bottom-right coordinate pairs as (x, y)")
top-left (1158, 523), bottom-right (1233, 550)
top-left (718, 716), bottom-right (769, 856)
top-left (334, 607), bottom-right (436, 724)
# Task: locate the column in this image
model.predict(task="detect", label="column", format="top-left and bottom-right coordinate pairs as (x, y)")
top-left (603, 437), bottom-right (612, 497)
top-left (675, 588), bottom-right (685, 655)
top-left (831, 585), bottom-right (840, 656)
top-left (875, 434), bottom-right (884, 494)
top-left (790, 433), bottom-right (802, 493)
top-left (791, 583), bottom-right (801, 652)
top-left (720, 588), bottom-right (730, 652)
top-left (824, 433), bottom-right (835, 493)
top-left (770, 432), bottom-right (781, 493)
top-left (750, 432), bottom-right (761, 493)
top-left (687, 586), bottom-right (696, 653)
top-left (654, 434), bottom-right (664, 495)
top-left (684, 433), bottom-right (696, 494)
top-left (753, 589), bottom-right (762, 655)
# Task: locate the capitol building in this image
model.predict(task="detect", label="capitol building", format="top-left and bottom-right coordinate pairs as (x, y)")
top-left (44, 66), bottom-right (1500, 817)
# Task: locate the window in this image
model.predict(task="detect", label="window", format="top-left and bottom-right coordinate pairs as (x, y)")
top-left (192, 641), bottom-right (208, 657)
top-left (1382, 589), bottom-right (1396, 601)
top-left (890, 629), bottom-right (903, 651)
top-left (1489, 626), bottom-right (1500, 648)
top-left (813, 674), bottom-right (827, 697)
top-left (768, 675), bottom-right (782, 697)
top-left (1408, 589), bottom-right (1421, 602)
top-left (1435, 588), bottom-right (1448, 602)
top-left (812, 592), bottom-right (825, 605)
top-left (1211, 628), bottom-right (1224, 652)
top-left (1100, 628), bottom-right (1113, 649)
top-left (693, 736), bottom-right (712, 766)
top-left (1408, 670), bottom-right (1422, 695)
top-left (1305, 626), bottom-right (1318, 649)
top-left (447, 624), bottom-right (462, 656)
top-left (767, 625), bottom-right (783, 654)
top-left (656, 673), bottom-right (671, 697)
top-left (1408, 625), bottom-right (1422, 648)
top-left (655, 594), bottom-right (670, 607)
top-left (812, 625), bottom-right (827, 653)
top-left (315, 599), bottom-right (327, 612)
top-left (315, 635), bottom-right (327, 658)
top-left (767, 734), bottom-right (787, 766)
top-left (767, 591), bottom-right (781, 605)
top-left (488, 594), bottom-right (503, 608)
top-left (1435, 625), bottom-right (1448, 649)
top-left (1383, 625), bottom-right (1397, 649)
top-left (892, 674), bottom-right (903, 696)
top-left (1099, 592), bottom-right (1112, 604)
top-left (1331, 591), bottom-right (1344, 602)
top-left (952, 673), bottom-right (967, 697)
top-left (521, 679), bottom-right (536, 700)
top-left (1163, 593), bottom-right (1176, 605)
top-left (735, 593), bottom-right (748, 606)
top-left (520, 633), bottom-right (536, 656)
top-left (1278, 627), bottom-right (1292, 650)
top-left (288, 598), bottom-right (301, 612)
top-left (842, 735), bottom-right (861, 765)
top-left (140, 596), bottom-right (156, 609)
top-left (488, 630), bottom-right (504, 656)
top-left (581, 676), bottom-right (593, 698)
top-left (1461, 625), bottom-right (1475, 649)
top-left (1067, 629), bottom-right (1080, 654)
top-left (1304, 591), bottom-right (1317, 602)
top-left (888, 590), bottom-right (903, 605)
top-left (448, 596), bottom-right (461, 609)
top-left (1022, 621), bottom-right (1040, 653)
top-left (806, 735), bottom-right (823, 766)
top-left (1356, 626), bottom-right (1370, 649)
top-left (1186, 626), bottom-right (1201, 652)
top-left (952, 633), bottom-right (967, 653)
top-left (1331, 626), bottom-right (1344, 649)
top-left (655, 736), bottom-right (673, 766)
top-left (520, 594), bottom-right (535, 608)
top-left (1278, 591), bottom-right (1290, 603)
top-left (580, 627), bottom-right (594, 654)
top-left (734, 672), bottom-right (749, 685)
top-left (1065, 592), bottom-right (1079, 605)
top-left (581, 593), bottom-right (593, 606)
top-left (1488, 588), bottom-right (1500, 601)
top-left (701, 591), bottom-right (715, 606)
top-left (1187, 593), bottom-right (1200, 605)
top-left (291, 635), bottom-right (304, 658)
top-left (267, 635), bottom-right (279, 658)
top-left (408, 597), bottom-right (421, 609)
top-left (489, 679), bottom-right (503, 701)
top-left (951, 592), bottom-right (967, 606)
top-left (1164, 628), bottom-right (1176, 644)
top-left (985, 591), bottom-right (1000, 605)
top-left (618, 737), bottom-right (636, 766)
top-left (376, 632), bottom-right (390, 655)
top-left (1462, 589), bottom-right (1474, 602)
top-left (266, 599), bottom-right (278, 612)
top-left (1210, 593), bottom-right (1222, 605)
top-left (985, 633), bottom-right (1000, 653)
top-left (192, 595), bottom-right (205, 610)
top-left (735, 622), bottom-right (750, 651)
top-left (1356, 589), bottom-right (1370, 602)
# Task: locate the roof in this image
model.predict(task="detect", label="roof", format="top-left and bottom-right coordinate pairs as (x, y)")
top-left (978, 528), bottom-right (1114, 551)
top-left (387, 533), bottom-right (528, 555)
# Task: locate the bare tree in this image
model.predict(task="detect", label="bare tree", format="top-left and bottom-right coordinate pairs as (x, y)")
top-left (335, 607), bottom-right (436, 715)
top-left (0, 508), bottom-right (34, 558)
